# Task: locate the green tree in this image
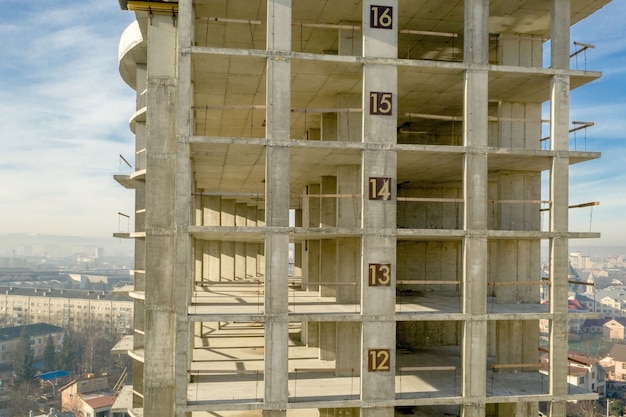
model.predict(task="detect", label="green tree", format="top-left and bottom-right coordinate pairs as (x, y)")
top-left (13, 327), bottom-right (36, 384)
top-left (55, 330), bottom-right (81, 373)
top-left (43, 334), bottom-right (56, 372)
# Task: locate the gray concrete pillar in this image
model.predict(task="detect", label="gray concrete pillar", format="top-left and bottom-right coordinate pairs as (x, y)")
top-left (143, 13), bottom-right (177, 417)
top-left (246, 205), bottom-right (259, 278)
top-left (337, 94), bottom-right (361, 143)
top-left (491, 30), bottom-right (543, 373)
top-left (264, 0), bottom-right (291, 411)
top-left (461, 1), bottom-right (489, 416)
top-left (220, 199), bottom-right (236, 280)
top-left (302, 185), bottom-right (321, 347)
top-left (548, 3), bottom-right (571, 417)
top-left (494, 171), bottom-right (541, 232)
top-left (175, 2), bottom-right (194, 412)
top-left (202, 196), bottom-right (221, 282)
top-left (495, 102), bottom-right (542, 150)
top-left (320, 176), bottom-right (338, 298)
top-left (319, 322), bottom-right (337, 361)
top-left (302, 183), bottom-right (321, 293)
top-left (320, 175), bottom-right (338, 361)
top-left (257, 207), bottom-right (266, 278)
top-left (321, 113), bottom-right (338, 141)
top-left (235, 203), bottom-right (248, 279)
top-left (194, 239), bottom-right (203, 284)
top-left (293, 208), bottom-right (303, 281)
top-left (203, 196), bottom-right (221, 225)
top-left (335, 166), bottom-right (361, 374)
top-left (339, 24), bottom-right (362, 57)
top-left (360, 2), bottom-right (397, 415)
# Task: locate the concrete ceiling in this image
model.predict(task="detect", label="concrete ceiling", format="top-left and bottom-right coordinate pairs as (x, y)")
top-left (191, 140), bottom-right (600, 203)
top-left (190, 0), bottom-right (606, 139)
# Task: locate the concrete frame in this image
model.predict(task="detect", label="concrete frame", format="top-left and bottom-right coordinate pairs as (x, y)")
top-left (112, 1), bottom-right (611, 416)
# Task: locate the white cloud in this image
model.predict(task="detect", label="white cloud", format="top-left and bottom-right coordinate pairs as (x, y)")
top-left (0, 1), bottom-right (136, 237)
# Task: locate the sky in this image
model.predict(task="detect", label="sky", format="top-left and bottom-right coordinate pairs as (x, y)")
top-left (0, 1), bottom-right (136, 239)
top-left (0, 1), bottom-right (624, 248)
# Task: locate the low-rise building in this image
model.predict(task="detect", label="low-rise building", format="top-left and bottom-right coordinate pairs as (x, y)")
top-left (581, 318), bottom-right (609, 334)
top-left (60, 375), bottom-right (120, 417)
top-left (0, 323), bottom-right (65, 366)
top-left (542, 352), bottom-right (606, 397)
top-left (567, 354), bottom-right (607, 397)
top-left (0, 286), bottom-right (132, 335)
top-left (603, 318), bottom-right (626, 341)
top-left (600, 344), bottom-right (626, 383)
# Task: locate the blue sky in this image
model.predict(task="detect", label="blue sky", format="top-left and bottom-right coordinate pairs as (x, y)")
top-left (0, 1), bottom-right (624, 248)
top-left (0, 1), bottom-right (136, 238)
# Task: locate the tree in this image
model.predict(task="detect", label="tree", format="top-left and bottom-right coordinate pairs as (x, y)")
top-left (568, 400), bottom-right (603, 417)
top-left (609, 399), bottom-right (624, 417)
top-left (55, 330), bottom-right (81, 373)
top-left (43, 334), bottom-right (56, 373)
top-left (13, 327), bottom-right (36, 384)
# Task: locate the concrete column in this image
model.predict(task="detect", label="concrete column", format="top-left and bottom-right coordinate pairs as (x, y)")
top-left (220, 199), bottom-right (236, 280)
top-left (257, 207), bottom-right (266, 278)
top-left (495, 102), bottom-right (542, 150)
top-left (201, 196), bottom-right (221, 282)
top-left (492, 31), bottom-right (543, 376)
top-left (293, 208), bottom-right (303, 280)
top-left (194, 239), bottom-right (203, 284)
top-left (246, 205), bottom-right (259, 278)
top-left (320, 176), bottom-right (338, 361)
top-left (339, 24), bottom-right (362, 57)
top-left (202, 196), bottom-right (220, 225)
top-left (175, 2), bottom-right (194, 414)
top-left (321, 113), bottom-right (338, 141)
top-left (143, 13), bottom-right (177, 417)
top-left (235, 203), bottom-right (248, 279)
top-left (302, 185), bottom-right (321, 347)
top-left (337, 94), bottom-right (362, 143)
top-left (263, 0), bottom-right (291, 413)
top-left (461, 1), bottom-right (489, 416)
top-left (320, 176), bottom-right (338, 298)
top-left (548, 2), bottom-right (571, 416)
top-left (361, 2), bottom-right (397, 415)
top-left (303, 184), bottom-right (321, 293)
top-left (336, 165), bottom-right (361, 374)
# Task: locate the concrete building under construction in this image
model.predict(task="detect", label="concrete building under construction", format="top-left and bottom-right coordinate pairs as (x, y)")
top-left (112, 1), bottom-right (610, 416)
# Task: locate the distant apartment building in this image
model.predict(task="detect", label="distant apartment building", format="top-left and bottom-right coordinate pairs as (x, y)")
top-left (0, 323), bottom-right (64, 365)
top-left (0, 287), bottom-right (133, 335)
top-left (570, 252), bottom-right (593, 270)
top-left (587, 286), bottom-right (626, 318)
top-left (606, 256), bottom-right (624, 270)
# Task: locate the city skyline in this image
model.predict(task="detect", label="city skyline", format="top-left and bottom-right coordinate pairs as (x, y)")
top-left (0, 1), bottom-right (624, 245)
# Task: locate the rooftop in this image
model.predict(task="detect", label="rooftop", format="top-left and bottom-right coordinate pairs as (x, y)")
top-left (0, 286), bottom-right (132, 302)
top-left (0, 323), bottom-right (64, 342)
